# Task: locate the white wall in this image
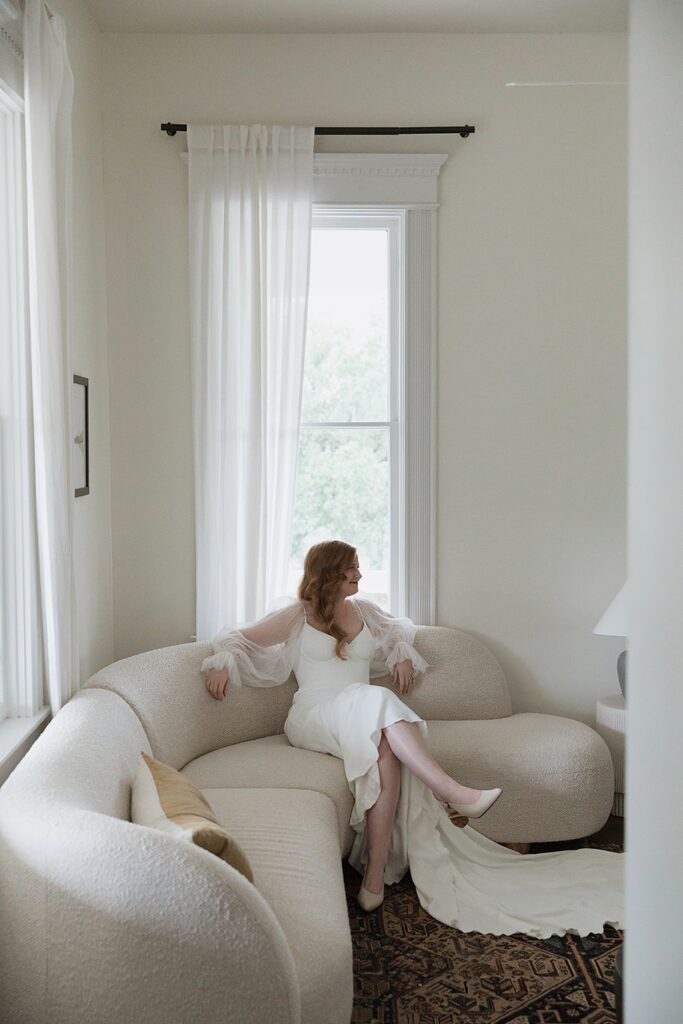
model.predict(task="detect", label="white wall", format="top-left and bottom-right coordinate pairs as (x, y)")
top-left (625, 0), bottom-right (683, 1018)
top-left (102, 32), bottom-right (627, 723)
top-left (52, 0), bottom-right (114, 681)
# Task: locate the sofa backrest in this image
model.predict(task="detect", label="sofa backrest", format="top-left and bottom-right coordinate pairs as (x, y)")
top-left (1, 687), bottom-right (150, 818)
top-left (84, 640), bottom-right (298, 769)
top-left (83, 627), bottom-right (511, 770)
top-left (407, 626), bottom-right (512, 721)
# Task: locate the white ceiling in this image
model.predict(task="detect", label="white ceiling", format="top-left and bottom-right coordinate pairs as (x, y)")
top-left (83, 0), bottom-right (628, 35)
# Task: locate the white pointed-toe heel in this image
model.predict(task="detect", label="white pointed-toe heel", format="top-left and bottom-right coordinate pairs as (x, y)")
top-left (439, 787), bottom-right (502, 820)
top-left (357, 877), bottom-right (384, 912)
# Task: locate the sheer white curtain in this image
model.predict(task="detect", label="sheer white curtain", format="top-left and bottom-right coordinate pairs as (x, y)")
top-left (22, 0), bottom-right (78, 713)
top-left (0, 79), bottom-right (42, 719)
top-left (188, 125), bottom-right (314, 639)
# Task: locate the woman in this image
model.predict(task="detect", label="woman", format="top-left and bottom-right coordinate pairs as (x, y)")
top-left (202, 540), bottom-right (623, 937)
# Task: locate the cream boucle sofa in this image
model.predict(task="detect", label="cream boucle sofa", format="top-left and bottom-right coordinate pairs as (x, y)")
top-left (0, 626), bottom-right (615, 1024)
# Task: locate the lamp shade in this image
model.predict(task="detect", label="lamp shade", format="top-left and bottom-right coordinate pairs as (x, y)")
top-left (593, 582), bottom-right (628, 637)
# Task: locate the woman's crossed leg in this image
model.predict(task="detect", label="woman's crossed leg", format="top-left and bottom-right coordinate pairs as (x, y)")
top-left (364, 721), bottom-right (477, 894)
top-left (364, 734), bottom-right (402, 893)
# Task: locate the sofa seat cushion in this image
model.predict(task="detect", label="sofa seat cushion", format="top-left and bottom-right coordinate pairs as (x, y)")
top-left (425, 713), bottom-right (615, 843)
top-left (182, 734), bottom-right (355, 855)
top-left (205, 787), bottom-right (353, 1024)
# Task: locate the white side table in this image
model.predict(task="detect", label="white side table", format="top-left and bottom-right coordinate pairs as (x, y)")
top-left (595, 694), bottom-right (626, 816)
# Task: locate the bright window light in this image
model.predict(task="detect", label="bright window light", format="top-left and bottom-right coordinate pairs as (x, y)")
top-left (288, 221), bottom-right (393, 607)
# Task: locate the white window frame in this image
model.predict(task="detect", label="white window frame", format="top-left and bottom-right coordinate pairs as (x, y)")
top-left (312, 153), bottom-right (447, 624)
top-left (302, 208), bottom-right (402, 611)
top-left (0, 64), bottom-right (51, 785)
top-left (0, 76), bottom-right (29, 724)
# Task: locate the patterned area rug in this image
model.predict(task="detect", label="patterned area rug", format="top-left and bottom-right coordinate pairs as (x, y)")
top-left (344, 817), bottom-right (623, 1023)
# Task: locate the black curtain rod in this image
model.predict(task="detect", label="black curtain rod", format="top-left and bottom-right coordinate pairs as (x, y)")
top-left (161, 123), bottom-right (475, 138)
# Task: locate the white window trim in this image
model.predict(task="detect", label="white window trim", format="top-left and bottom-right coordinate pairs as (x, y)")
top-left (1, 72), bottom-right (45, 750)
top-left (311, 153), bottom-right (447, 624)
top-left (0, 708), bottom-right (50, 787)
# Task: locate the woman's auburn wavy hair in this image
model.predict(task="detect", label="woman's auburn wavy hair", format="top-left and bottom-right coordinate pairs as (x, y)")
top-left (298, 539), bottom-right (357, 659)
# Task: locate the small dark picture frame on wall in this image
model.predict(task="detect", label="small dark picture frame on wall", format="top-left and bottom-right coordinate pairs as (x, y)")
top-left (72, 375), bottom-right (89, 497)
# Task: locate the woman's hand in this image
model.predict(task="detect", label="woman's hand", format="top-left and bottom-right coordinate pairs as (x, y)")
top-left (206, 668), bottom-right (230, 701)
top-left (393, 659), bottom-right (417, 696)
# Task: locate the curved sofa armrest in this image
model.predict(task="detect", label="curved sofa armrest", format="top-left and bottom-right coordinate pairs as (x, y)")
top-left (0, 799), bottom-right (301, 1024)
top-left (373, 626), bottom-right (513, 721)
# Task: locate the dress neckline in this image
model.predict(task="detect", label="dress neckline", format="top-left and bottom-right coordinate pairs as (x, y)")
top-left (304, 620), bottom-right (367, 645)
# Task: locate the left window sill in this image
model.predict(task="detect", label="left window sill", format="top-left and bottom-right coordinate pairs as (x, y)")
top-left (0, 706), bottom-right (51, 788)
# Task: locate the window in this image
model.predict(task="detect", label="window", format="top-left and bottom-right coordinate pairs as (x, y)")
top-left (287, 153), bottom-right (446, 623)
top-left (289, 212), bottom-right (400, 608)
top-left (0, 72), bottom-right (43, 723)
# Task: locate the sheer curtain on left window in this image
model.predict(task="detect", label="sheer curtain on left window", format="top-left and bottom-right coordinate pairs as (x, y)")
top-left (187, 125), bottom-right (314, 639)
top-left (23, 0), bottom-right (77, 714)
top-left (0, 77), bottom-right (43, 719)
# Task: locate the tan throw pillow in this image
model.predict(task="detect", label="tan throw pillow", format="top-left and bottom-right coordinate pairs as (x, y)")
top-left (131, 751), bottom-right (254, 883)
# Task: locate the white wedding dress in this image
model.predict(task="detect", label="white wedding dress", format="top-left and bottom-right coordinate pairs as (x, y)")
top-left (203, 597), bottom-right (624, 938)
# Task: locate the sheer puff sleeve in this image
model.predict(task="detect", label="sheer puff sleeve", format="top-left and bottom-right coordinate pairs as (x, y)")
top-left (200, 600), bottom-right (305, 689)
top-left (353, 597), bottom-right (430, 679)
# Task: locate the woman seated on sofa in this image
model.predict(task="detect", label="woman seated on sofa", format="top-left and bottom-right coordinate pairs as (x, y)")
top-left (202, 539), bottom-right (623, 938)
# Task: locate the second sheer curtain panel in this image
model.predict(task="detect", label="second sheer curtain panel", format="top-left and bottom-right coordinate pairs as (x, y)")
top-left (187, 125), bottom-right (315, 639)
top-left (23, 0), bottom-right (77, 714)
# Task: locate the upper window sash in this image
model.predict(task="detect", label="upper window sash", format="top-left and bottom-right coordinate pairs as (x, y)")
top-left (305, 208), bottom-right (401, 430)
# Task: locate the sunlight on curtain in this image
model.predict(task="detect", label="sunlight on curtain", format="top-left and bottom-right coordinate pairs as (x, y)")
top-left (0, 79), bottom-right (43, 719)
top-left (188, 125), bottom-right (314, 638)
top-left (23, 0), bottom-right (77, 713)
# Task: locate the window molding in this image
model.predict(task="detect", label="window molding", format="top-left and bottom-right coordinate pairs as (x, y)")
top-left (313, 153), bottom-right (447, 206)
top-left (0, 707), bottom-right (50, 787)
top-left (312, 154), bottom-right (447, 624)
top-left (403, 204), bottom-right (437, 626)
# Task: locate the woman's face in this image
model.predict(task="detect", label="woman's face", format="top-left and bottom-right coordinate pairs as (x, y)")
top-left (338, 555), bottom-right (362, 598)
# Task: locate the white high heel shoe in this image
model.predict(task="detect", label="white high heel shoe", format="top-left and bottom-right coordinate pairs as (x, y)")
top-left (357, 875), bottom-right (384, 912)
top-left (439, 787), bottom-right (502, 820)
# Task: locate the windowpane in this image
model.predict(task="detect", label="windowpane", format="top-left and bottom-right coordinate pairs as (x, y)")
top-left (301, 228), bottom-right (389, 424)
top-left (288, 428), bottom-right (389, 607)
